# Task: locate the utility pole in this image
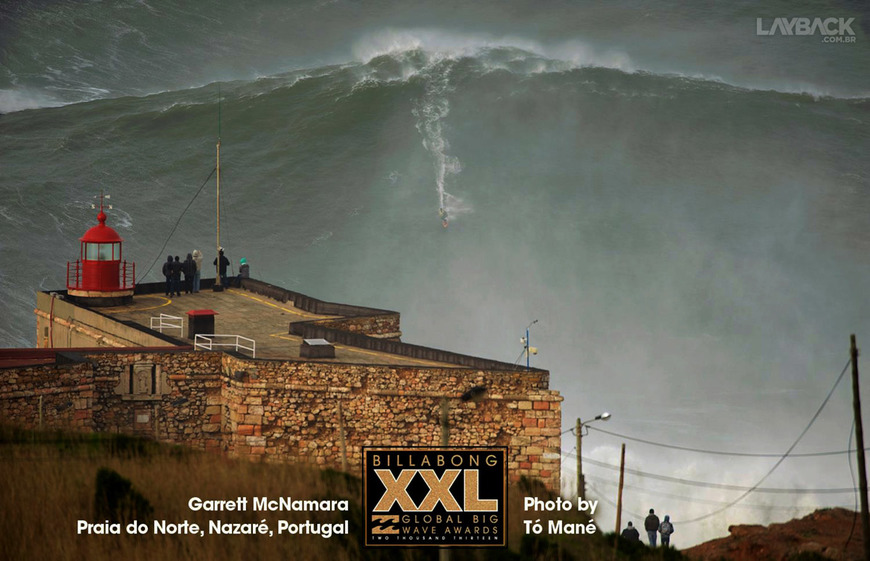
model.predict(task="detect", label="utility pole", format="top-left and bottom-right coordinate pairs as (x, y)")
top-left (613, 443), bottom-right (625, 561)
top-left (850, 334), bottom-right (870, 561)
top-left (615, 443), bottom-right (625, 535)
top-left (576, 417), bottom-right (584, 500)
top-left (575, 412), bottom-right (611, 500)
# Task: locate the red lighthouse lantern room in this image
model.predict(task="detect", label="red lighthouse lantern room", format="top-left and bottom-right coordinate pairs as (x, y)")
top-left (66, 194), bottom-right (135, 306)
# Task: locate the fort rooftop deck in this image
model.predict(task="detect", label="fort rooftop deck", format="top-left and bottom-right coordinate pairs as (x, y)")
top-left (34, 278), bottom-right (536, 372)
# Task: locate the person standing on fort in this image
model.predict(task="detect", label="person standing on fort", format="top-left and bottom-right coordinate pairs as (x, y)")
top-left (659, 515), bottom-right (674, 547)
top-left (162, 255), bottom-right (173, 296)
top-left (214, 248), bottom-right (229, 286)
top-left (191, 249), bottom-right (203, 292)
top-left (171, 255), bottom-right (183, 297)
top-left (235, 257), bottom-right (250, 287)
top-left (183, 253), bottom-right (196, 294)
top-left (621, 521), bottom-right (640, 542)
top-left (644, 508), bottom-right (660, 547)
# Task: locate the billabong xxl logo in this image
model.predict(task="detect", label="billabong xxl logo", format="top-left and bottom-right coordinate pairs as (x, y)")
top-left (363, 447), bottom-right (507, 547)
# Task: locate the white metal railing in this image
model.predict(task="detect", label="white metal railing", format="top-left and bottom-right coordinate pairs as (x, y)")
top-left (194, 334), bottom-right (256, 358)
top-left (150, 313), bottom-right (184, 335)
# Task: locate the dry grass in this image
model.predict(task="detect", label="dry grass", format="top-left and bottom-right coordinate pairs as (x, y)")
top-left (0, 426), bottom-right (682, 561)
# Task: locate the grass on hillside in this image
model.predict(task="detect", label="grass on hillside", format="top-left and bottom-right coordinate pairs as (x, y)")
top-left (0, 425), bottom-right (685, 561)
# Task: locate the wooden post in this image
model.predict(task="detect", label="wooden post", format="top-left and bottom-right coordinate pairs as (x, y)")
top-left (615, 443), bottom-right (625, 534)
top-left (850, 334), bottom-right (870, 561)
top-left (576, 418), bottom-right (584, 500)
top-left (612, 443), bottom-right (626, 561)
top-left (338, 400), bottom-right (347, 472)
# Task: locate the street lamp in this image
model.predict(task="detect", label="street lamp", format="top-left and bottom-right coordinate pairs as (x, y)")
top-left (576, 412), bottom-right (611, 500)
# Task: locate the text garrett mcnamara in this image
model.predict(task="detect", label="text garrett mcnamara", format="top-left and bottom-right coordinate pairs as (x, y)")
top-left (189, 497), bottom-right (349, 512)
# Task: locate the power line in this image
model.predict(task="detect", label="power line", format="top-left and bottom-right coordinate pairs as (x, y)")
top-left (137, 167), bottom-right (216, 283)
top-left (588, 483), bottom-right (645, 521)
top-left (587, 425), bottom-right (868, 458)
top-left (567, 357), bottom-right (855, 501)
top-left (567, 451), bottom-right (858, 494)
top-left (586, 474), bottom-right (852, 511)
top-left (676, 358), bottom-right (851, 523)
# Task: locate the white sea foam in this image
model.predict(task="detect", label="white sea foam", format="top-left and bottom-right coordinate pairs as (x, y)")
top-left (410, 56), bottom-right (473, 221)
top-left (108, 208), bottom-right (134, 230)
top-left (0, 88), bottom-right (65, 114)
top-left (353, 29), bottom-right (635, 74)
top-left (352, 28), bottom-right (870, 100)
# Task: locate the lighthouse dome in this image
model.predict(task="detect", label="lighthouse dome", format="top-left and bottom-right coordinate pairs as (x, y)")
top-left (80, 209), bottom-right (123, 243)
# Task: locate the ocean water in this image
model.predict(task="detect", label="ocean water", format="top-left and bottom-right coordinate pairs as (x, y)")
top-left (1, 0), bottom-right (869, 547)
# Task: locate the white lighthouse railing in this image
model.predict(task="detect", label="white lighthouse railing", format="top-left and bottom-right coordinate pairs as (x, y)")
top-left (150, 314), bottom-right (184, 335)
top-left (194, 334), bottom-right (256, 358)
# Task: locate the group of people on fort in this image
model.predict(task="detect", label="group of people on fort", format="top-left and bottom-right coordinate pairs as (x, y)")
top-left (162, 247), bottom-right (249, 297)
top-left (621, 508), bottom-right (674, 547)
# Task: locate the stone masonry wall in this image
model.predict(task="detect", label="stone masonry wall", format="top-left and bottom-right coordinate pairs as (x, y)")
top-left (0, 351), bottom-right (562, 490)
top-left (0, 360), bottom-right (95, 430)
top-left (309, 313), bottom-right (402, 339)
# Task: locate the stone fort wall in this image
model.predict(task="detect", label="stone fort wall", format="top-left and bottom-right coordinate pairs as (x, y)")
top-left (0, 349), bottom-right (562, 490)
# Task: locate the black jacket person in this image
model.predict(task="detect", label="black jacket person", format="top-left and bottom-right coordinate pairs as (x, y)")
top-left (171, 256), bottom-right (182, 296)
top-left (183, 253), bottom-right (196, 293)
top-left (162, 255), bottom-right (173, 296)
top-left (214, 248), bottom-right (229, 286)
top-left (644, 509), bottom-right (660, 547)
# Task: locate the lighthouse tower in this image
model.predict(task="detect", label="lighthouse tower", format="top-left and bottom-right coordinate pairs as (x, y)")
top-left (66, 194), bottom-right (135, 306)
